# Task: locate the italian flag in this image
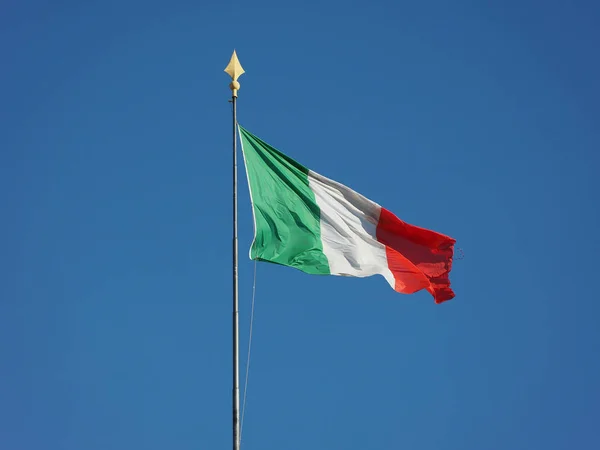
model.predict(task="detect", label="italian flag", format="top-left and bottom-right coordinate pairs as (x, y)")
top-left (239, 126), bottom-right (456, 303)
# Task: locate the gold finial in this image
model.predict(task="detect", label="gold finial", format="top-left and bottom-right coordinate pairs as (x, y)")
top-left (224, 50), bottom-right (245, 97)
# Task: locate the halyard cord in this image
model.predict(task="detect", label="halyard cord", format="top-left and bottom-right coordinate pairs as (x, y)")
top-left (231, 100), bottom-right (255, 446)
top-left (240, 259), bottom-right (257, 445)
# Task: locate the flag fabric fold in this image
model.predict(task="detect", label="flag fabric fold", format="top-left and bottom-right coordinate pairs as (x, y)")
top-left (239, 125), bottom-right (456, 303)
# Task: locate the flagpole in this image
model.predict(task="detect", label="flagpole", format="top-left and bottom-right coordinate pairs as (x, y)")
top-left (225, 50), bottom-right (244, 450)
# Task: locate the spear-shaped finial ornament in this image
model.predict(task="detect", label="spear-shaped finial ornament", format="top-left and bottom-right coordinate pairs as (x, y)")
top-left (224, 50), bottom-right (245, 97)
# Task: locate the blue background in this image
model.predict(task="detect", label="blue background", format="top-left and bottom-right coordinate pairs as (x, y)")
top-left (2, 1), bottom-right (599, 449)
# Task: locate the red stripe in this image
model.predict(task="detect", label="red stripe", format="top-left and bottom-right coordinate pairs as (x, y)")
top-left (375, 208), bottom-right (455, 303)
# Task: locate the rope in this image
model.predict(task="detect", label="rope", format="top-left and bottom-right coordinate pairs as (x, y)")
top-left (240, 259), bottom-right (257, 444)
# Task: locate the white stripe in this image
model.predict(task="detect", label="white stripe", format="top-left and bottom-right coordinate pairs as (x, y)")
top-left (308, 170), bottom-right (395, 288)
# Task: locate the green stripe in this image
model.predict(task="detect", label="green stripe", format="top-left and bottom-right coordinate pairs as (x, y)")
top-left (239, 126), bottom-right (330, 275)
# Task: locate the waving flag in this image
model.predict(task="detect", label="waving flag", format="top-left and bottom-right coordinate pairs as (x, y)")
top-left (239, 125), bottom-right (456, 303)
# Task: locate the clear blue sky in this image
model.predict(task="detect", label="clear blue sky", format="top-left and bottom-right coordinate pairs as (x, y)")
top-left (2, 1), bottom-right (599, 449)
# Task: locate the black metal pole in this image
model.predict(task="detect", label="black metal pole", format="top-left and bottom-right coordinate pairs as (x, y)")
top-left (232, 92), bottom-right (240, 450)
